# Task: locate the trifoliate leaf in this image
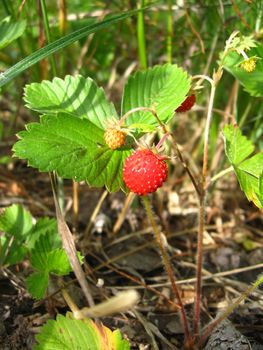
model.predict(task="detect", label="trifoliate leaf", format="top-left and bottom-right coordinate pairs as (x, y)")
top-left (223, 43), bottom-right (263, 97)
top-left (0, 204), bottom-right (33, 237)
top-left (0, 17), bottom-right (26, 49)
top-left (13, 113), bottom-right (131, 192)
top-left (26, 271), bottom-right (49, 300)
top-left (34, 314), bottom-right (130, 350)
top-left (121, 64), bottom-right (191, 126)
top-left (24, 75), bottom-right (118, 129)
top-left (223, 124), bottom-right (263, 208)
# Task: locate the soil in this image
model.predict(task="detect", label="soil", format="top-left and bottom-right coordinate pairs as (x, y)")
top-left (0, 156), bottom-right (263, 350)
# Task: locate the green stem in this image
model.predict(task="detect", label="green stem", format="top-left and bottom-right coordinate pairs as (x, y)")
top-left (210, 166), bottom-right (233, 183)
top-left (142, 195), bottom-right (192, 346)
top-left (238, 101), bottom-right (252, 128)
top-left (40, 0), bottom-right (57, 76)
top-left (137, 0), bottom-right (147, 70)
top-left (198, 275), bottom-right (263, 348)
top-left (166, 0), bottom-right (173, 63)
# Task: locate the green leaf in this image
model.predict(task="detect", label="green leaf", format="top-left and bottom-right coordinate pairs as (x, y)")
top-left (223, 124), bottom-right (263, 208)
top-left (24, 75), bottom-right (118, 129)
top-left (26, 271), bottom-right (49, 300)
top-left (238, 153), bottom-right (263, 177)
top-left (257, 173), bottom-right (263, 207)
top-left (34, 314), bottom-right (130, 350)
top-left (0, 236), bottom-right (27, 266)
top-left (26, 217), bottom-right (59, 249)
top-left (223, 43), bottom-right (263, 97)
top-left (30, 231), bottom-right (83, 274)
top-left (13, 113), bottom-right (131, 192)
top-left (0, 17), bottom-right (26, 49)
top-left (27, 233), bottom-right (82, 298)
top-left (223, 124), bottom-right (254, 165)
top-left (0, 204), bottom-right (33, 237)
top-left (0, 9), bottom-right (138, 88)
top-left (46, 249), bottom-right (72, 276)
top-left (121, 64), bottom-right (191, 126)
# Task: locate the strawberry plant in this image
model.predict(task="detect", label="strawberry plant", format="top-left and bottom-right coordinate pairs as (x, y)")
top-left (1, 1), bottom-right (263, 349)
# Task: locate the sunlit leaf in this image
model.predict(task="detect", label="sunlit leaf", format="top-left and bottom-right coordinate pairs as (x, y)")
top-left (223, 124), bottom-right (263, 208)
top-left (13, 113), bottom-right (131, 192)
top-left (34, 314), bottom-right (130, 350)
top-left (121, 64), bottom-right (191, 126)
top-left (24, 75), bottom-right (118, 129)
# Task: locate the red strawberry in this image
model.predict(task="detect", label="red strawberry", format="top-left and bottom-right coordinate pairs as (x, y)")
top-left (123, 149), bottom-right (168, 195)
top-left (176, 94), bottom-right (196, 113)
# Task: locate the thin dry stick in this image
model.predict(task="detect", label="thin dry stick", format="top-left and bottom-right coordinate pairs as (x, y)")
top-left (90, 250), bottom-right (180, 310)
top-left (72, 181), bottom-right (79, 228)
top-left (194, 78), bottom-right (216, 336)
top-left (113, 192), bottom-right (135, 234)
top-left (183, 0), bottom-right (205, 54)
top-left (198, 275), bottom-right (263, 348)
top-left (50, 173), bottom-right (94, 307)
top-left (142, 195), bottom-right (192, 344)
top-left (85, 190), bottom-right (108, 238)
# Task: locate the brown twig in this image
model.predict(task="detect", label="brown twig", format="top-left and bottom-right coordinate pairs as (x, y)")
top-left (230, 0), bottom-right (252, 30)
top-left (183, 0), bottom-right (205, 54)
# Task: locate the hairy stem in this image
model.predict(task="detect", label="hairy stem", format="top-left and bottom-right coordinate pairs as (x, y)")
top-left (194, 80), bottom-right (216, 336)
top-left (142, 195), bottom-right (192, 344)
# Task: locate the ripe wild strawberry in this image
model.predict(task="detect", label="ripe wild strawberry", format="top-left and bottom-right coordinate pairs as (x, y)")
top-left (176, 94), bottom-right (196, 113)
top-left (104, 128), bottom-right (126, 150)
top-left (123, 149), bottom-right (168, 195)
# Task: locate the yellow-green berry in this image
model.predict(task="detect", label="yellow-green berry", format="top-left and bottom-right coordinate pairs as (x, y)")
top-left (104, 128), bottom-right (126, 150)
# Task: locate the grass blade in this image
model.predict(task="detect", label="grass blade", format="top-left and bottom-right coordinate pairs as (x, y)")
top-left (0, 9), bottom-right (137, 87)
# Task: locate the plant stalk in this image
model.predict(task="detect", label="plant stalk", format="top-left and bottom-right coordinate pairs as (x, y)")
top-left (194, 80), bottom-right (216, 336)
top-left (137, 0), bottom-right (147, 70)
top-left (166, 0), bottom-right (173, 63)
top-left (142, 195), bottom-right (192, 344)
top-left (210, 166), bottom-right (233, 183)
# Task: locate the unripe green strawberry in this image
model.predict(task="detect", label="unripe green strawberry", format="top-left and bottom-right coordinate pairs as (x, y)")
top-left (104, 128), bottom-right (126, 150)
top-left (176, 94), bottom-right (196, 113)
top-left (123, 149), bottom-right (168, 195)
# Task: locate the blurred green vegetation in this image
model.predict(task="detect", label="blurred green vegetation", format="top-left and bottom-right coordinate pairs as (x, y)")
top-left (0, 0), bottom-right (262, 150)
